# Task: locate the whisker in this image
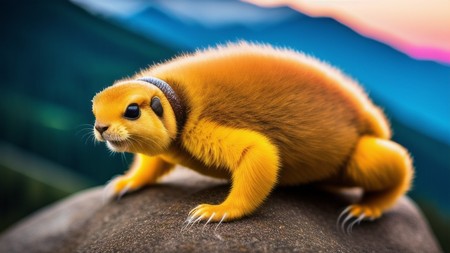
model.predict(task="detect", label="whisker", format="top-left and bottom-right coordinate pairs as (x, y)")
top-left (131, 134), bottom-right (160, 147)
top-left (120, 153), bottom-right (129, 166)
top-left (132, 138), bottom-right (145, 150)
top-left (108, 147), bottom-right (118, 157)
top-left (81, 131), bottom-right (95, 145)
top-left (93, 136), bottom-right (100, 146)
top-left (76, 128), bottom-right (91, 136)
top-left (75, 123), bottom-right (94, 130)
top-left (125, 138), bottom-right (140, 151)
top-left (75, 124), bottom-right (95, 136)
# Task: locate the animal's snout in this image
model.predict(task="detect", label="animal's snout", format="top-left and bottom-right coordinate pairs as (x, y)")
top-left (95, 124), bottom-right (109, 135)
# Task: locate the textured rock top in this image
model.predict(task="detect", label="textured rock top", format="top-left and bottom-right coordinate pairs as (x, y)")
top-left (0, 167), bottom-right (442, 253)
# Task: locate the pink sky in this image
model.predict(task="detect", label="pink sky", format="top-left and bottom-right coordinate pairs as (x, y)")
top-left (245, 0), bottom-right (450, 64)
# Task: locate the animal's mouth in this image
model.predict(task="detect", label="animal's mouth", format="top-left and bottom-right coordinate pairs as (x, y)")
top-left (106, 139), bottom-right (129, 151)
top-left (107, 140), bottom-right (126, 147)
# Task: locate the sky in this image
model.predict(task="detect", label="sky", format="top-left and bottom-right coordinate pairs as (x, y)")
top-left (246, 0), bottom-right (450, 65)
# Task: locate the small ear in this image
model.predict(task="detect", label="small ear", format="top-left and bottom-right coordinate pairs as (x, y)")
top-left (151, 97), bottom-right (163, 117)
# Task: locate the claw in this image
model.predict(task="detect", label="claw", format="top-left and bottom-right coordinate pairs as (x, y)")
top-left (181, 217), bottom-right (193, 233)
top-left (189, 209), bottom-right (202, 221)
top-left (214, 213), bottom-right (227, 240)
top-left (214, 213), bottom-right (227, 233)
top-left (189, 214), bottom-right (205, 230)
top-left (181, 209), bottom-right (203, 233)
top-left (340, 213), bottom-right (353, 234)
top-left (117, 183), bottom-right (131, 200)
top-left (202, 212), bottom-right (216, 232)
top-left (346, 214), bottom-right (365, 234)
top-left (188, 205), bottom-right (203, 216)
top-left (336, 206), bottom-right (352, 231)
top-left (337, 205), bottom-right (381, 234)
top-left (181, 221), bottom-right (188, 232)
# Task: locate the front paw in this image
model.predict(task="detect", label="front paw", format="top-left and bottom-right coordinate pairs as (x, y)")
top-left (103, 175), bottom-right (144, 201)
top-left (187, 203), bottom-right (245, 224)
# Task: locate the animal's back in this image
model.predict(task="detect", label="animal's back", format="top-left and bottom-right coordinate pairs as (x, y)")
top-left (144, 43), bottom-right (390, 184)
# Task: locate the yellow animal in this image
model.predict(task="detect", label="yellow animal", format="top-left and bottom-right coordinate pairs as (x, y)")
top-left (92, 42), bottom-right (413, 230)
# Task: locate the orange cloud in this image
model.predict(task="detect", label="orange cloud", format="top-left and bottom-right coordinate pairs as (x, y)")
top-left (245, 0), bottom-right (450, 64)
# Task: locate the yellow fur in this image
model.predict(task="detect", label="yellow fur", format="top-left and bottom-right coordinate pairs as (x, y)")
top-left (93, 83), bottom-right (178, 155)
top-left (92, 42), bottom-right (413, 224)
top-left (344, 136), bottom-right (413, 218)
top-left (109, 155), bottom-right (175, 194)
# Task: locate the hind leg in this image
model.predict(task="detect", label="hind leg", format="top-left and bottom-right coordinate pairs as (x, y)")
top-left (340, 136), bottom-right (413, 222)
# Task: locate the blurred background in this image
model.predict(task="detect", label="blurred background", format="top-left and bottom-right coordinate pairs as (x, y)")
top-left (0, 0), bottom-right (449, 250)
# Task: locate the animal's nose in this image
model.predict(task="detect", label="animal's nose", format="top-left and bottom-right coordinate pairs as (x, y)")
top-left (95, 124), bottom-right (109, 135)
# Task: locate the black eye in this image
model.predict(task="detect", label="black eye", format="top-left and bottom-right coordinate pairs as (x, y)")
top-left (151, 97), bottom-right (163, 117)
top-left (124, 103), bottom-right (140, 120)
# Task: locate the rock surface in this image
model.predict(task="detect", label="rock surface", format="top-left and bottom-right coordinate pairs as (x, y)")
top-left (0, 167), bottom-right (442, 253)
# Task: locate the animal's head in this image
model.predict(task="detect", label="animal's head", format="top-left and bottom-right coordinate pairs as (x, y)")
top-left (92, 80), bottom-right (178, 155)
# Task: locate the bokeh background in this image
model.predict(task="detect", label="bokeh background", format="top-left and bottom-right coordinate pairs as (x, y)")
top-left (1, 0), bottom-right (449, 250)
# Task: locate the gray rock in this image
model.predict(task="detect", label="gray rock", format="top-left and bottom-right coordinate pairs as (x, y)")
top-left (0, 167), bottom-right (442, 253)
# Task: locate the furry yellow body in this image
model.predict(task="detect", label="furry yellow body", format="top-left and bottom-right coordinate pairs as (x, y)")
top-left (92, 43), bottom-right (413, 225)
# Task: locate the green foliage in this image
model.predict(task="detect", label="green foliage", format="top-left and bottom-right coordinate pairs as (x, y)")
top-left (0, 0), bottom-right (175, 231)
top-left (0, 0), bottom-right (176, 183)
top-left (0, 164), bottom-right (69, 231)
